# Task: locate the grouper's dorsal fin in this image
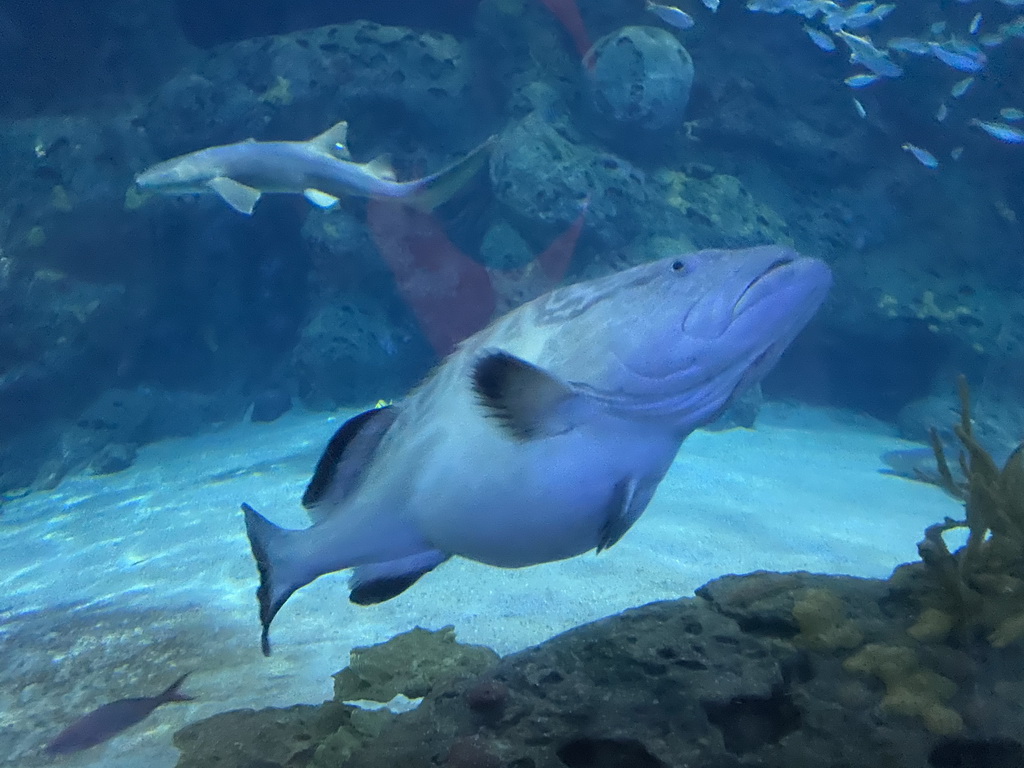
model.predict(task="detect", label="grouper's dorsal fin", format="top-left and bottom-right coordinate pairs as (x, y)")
top-left (301, 405), bottom-right (398, 520)
top-left (308, 120), bottom-right (349, 157)
top-left (472, 351), bottom-right (593, 441)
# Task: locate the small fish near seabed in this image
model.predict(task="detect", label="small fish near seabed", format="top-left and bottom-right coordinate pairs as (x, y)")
top-left (45, 673), bottom-right (193, 755)
top-left (134, 121), bottom-right (495, 215)
top-left (645, 1), bottom-right (695, 29)
top-left (241, 245), bottom-right (832, 654)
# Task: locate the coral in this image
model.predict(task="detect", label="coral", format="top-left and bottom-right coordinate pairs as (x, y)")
top-left (910, 375), bottom-right (1024, 648)
top-left (842, 644), bottom-right (963, 736)
top-left (791, 588), bottom-right (864, 651)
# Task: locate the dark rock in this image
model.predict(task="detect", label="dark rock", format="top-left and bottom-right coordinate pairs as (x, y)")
top-left (339, 572), bottom-right (1024, 768)
top-left (490, 114), bottom-right (648, 249)
top-left (88, 442), bottom-right (138, 475)
top-left (250, 388), bottom-right (292, 423)
top-left (292, 301), bottom-right (430, 409)
top-left (333, 626), bottom-right (500, 704)
top-left (173, 703), bottom-right (353, 768)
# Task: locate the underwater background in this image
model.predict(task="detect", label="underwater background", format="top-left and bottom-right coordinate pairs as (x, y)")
top-left (0, 0), bottom-right (1022, 766)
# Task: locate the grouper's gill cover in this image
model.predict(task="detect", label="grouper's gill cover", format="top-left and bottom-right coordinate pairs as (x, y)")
top-left (241, 245), bottom-right (831, 655)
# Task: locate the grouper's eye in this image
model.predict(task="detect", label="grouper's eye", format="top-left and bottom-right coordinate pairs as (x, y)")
top-left (671, 259), bottom-right (687, 273)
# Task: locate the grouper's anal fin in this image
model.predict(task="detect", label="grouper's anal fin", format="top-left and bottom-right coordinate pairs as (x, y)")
top-left (207, 176), bottom-right (261, 215)
top-left (348, 550), bottom-right (449, 605)
top-left (301, 405), bottom-right (398, 521)
top-left (472, 351), bottom-right (595, 441)
top-left (242, 503), bottom-right (305, 656)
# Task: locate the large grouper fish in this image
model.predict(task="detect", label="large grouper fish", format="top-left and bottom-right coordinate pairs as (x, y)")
top-left (243, 245), bottom-right (831, 654)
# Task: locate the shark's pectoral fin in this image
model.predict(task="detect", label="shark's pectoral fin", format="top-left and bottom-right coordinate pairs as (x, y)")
top-left (364, 154), bottom-right (397, 181)
top-left (598, 479), bottom-right (643, 557)
top-left (472, 351), bottom-right (596, 441)
top-left (348, 550), bottom-right (449, 605)
top-left (208, 177), bottom-right (262, 215)
top-left (303, 189), bottom-right (341, 208)
top-left (309, 120), bottom-right (350, 158)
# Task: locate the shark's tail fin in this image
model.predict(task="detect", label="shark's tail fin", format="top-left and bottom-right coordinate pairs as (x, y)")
top-left (242, 503), bottom-right (312, 656)
top-left (403, 136), bottom-right (496, 212)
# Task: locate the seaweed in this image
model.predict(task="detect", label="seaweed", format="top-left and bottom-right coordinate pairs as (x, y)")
top-left (913, 375), bottom-right (1024, 647)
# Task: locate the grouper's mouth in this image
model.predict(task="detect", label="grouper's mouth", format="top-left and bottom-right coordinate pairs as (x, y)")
top-left (732, 256), bottom-right (796, 317)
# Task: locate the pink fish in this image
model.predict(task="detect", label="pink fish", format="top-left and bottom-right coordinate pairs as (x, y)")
top-left (367, 202), bottom-right (496, 358)
top-left (367, 201), bottom-right (588, 358)
top-left (536, 0), bottom-right (594, 66)
top-left (45, 673), bottom-right (193, 755)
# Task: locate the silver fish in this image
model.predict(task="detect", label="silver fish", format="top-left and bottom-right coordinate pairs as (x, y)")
top-left (242, 246), bottom-right (831, 654)
top-left (845, 72), bottom-right (880, 87)
top-left (886, 37), bottom-right (931, 55)
top-left (970, 119), bottom-right (1024, 143)
top-left (936, 102), bottom-right (949, 122)
top-left (837, 31), bottom-right (904, 77)
top-left (701, 0), bottom-right (720, 11)
top-left (45, 674), bottom-right (193, 755)
top-left (928, 40), bottom-right (987, 72)
top-left (853, 98), bottom-right (867, 118)
top-left (902, 142), bottom-right (940, 168)
top-left (135, 121), bottom-right (494, 215)
top-left (646, 1), bottom-right (695, 29)
top-left (969, 13), bottom-right (982, 34)
top-left (804, 25), bottom-right (836, 51)
top-left (998, 107), bottom-right (1024, 121)
top-left (951, 76), bottom-right (975, 98)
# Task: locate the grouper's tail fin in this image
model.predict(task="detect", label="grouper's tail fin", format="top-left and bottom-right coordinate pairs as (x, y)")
top-left (404, 135), bottom-right (496, 211)
top-left (242, 503), bottom-right (310, 656)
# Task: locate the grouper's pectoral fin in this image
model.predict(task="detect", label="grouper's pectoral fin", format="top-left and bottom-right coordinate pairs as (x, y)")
top-left (471, 351), bottom-right (596, 441)
top-left (597, 477), bottom-right (640, 553)
top-left (598, 474), bottom-right (663, 552)
top-left (348, 550), bottom-right (449, 605)
top-left (303, 188), bottom-right (340, 209)
top-left (207, 176), bottom-right (261, 215)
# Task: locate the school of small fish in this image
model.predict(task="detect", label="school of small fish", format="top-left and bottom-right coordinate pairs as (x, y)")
top-left (638, 0), bottom-right (1021, 166)
top-left (713, 0), bottom-right (1024, 169)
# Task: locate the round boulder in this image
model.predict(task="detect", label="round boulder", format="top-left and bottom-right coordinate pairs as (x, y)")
top-left (586, 25), bottom-right (694, 132)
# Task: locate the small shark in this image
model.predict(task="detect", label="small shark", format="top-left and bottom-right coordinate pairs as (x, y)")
top-left (242, 245), bottom-right (831, 654)
top-left (134, 121), bottom-right (494, 215)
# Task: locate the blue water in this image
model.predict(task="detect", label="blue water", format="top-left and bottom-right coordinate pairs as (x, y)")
top-left (0, 1), bottom-right (1021, 766)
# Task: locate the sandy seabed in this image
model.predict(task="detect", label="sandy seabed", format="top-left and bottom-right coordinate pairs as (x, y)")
top-left (0, 401), bottom-right (954, 767)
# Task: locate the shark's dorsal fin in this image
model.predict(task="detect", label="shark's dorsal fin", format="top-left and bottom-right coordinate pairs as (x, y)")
top-left (207, 176), bottom-right (261, 215)
top-left (301, 405), bottom-right (398, 521)
top-left (364, 154), bottom-right (397, 181)
top-left (309, 120), bottom-right (349, 156)
top-left (472, 351), bottom-right (594, 441)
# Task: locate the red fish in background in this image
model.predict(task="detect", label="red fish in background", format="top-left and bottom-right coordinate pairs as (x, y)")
top-left (536, 197), bottom-right (588, 282)
top-left (367, 201), bottom-right (587, 358)
top-left (367, 202), bottom-right (496, 358)
top-left (536, 0), bottom-right (594, 66)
